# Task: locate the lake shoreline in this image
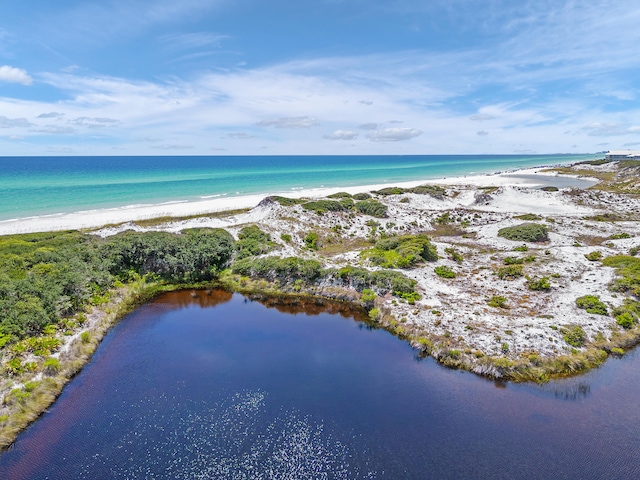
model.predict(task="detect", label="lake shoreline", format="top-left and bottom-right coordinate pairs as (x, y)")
top-left (2, 157), bottom-right (639, 450)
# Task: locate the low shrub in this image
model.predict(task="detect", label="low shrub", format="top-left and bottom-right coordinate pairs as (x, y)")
top-left (575, 295), bottom-right (608, 315)
top-left (355, 199), bottom-right (388, 218)
top-left (235, 225), bottom-right (274, 259)
top-left (487, 295), bottom-right (508, 308)
top-left (514, 213), bottom-right (542, 221)
top-left (327, 192), bottom-right (352, 199)
top-left (434, 266), bottom-right (456, 278)
top-left (353, 192), bottom-right (371, 200)
top-left (584, 251), bottom-right (603, 261)
top-left (562, 325), bottom-right (586, 347)
top-left (494, 264), bottom-right (524, 280)
top-left (498, 223), bottom-right (549, 242)
top-left (444, 247), bottom-right (463, 263)
top-left (528, 276), bottom-right (551, 291)
top-left (362, 234), bottom-right (438, 268)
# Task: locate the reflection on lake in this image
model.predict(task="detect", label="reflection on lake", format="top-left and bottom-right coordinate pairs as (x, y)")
top-left (1, 290), bottom-right (639, 479)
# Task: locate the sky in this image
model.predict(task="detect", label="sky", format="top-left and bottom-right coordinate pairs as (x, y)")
top-left (0, 0), bottom-right (639, 156)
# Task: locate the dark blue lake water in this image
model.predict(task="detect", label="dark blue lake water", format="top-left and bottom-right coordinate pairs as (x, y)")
top-left (1, 290), bottom-right (639, 479)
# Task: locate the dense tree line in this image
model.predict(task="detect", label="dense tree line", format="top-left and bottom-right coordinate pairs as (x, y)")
top-left (0, 228), bottom-right (234, 344)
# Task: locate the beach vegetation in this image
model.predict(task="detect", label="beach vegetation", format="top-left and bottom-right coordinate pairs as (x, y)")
top-left (327, 192), bottom-right (352, 199)
top-left (562, 325), bottom-right (586, 347)
top-left (498, 223), bottom-right (549, 242)
top-left (487, 295), bottom-right (508, 309)
top-left (527, 276), bottom-right (551, 291)
top-left (444, 247), bottom-right (463, 263)
top-left (575, 295), bottom-right (608, 315)
top-left (361, 234), bottom-right (438, 268)
top-left (584, 251), bottom-right (603, 261)
top-left (512, 244), bottom-right (529, 252)
top-left (280, 233), bottom-right (292, 243)
top-left (352, 192), bottom-right (371, 200)
top-left (267, 196), bottom-right (304, 206)
top-left (235, 225), bottom-right (274, 259)
top-left (494, 264), bottom-right (524, 280)
top-left (514, 213), bottom-right (542, 221)
top-left (303, 231), bottom-right (319, 250)
top-left (355, 199), bottom-right (387, 218)
top-left (609, 232), bottom-right (631, 240)
top-left (540, 186), bottom-right (559, 192)
top-left (601, 255), bottom-right (640, 297)
top-left (434, 266), bottom-right (456, 278)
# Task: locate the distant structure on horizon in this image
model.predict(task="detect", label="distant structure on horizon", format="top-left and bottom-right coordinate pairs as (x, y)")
top-left (605, 150), bottom-right (640, 161)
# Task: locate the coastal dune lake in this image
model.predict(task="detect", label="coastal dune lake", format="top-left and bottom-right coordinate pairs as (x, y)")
top-left (1, 290), bottom-right (639, 479)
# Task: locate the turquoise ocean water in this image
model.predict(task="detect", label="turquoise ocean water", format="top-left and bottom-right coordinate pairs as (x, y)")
top-left (0, 154), bottom-right (596, 222)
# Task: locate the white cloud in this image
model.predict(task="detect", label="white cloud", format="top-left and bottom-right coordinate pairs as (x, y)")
top-left (476, 130), bottom-right (489, 136)
top-left (31, 125), bottom-right (76, 134)
top-left (0, 116), bottom-right (32, 128)
top-left (0, 65), bottom-right (32, 85)
top-left (470, 113), bottom-right (495, 122)
top-left (257, 117), bottom-right (318, 129)
top-left (358, 123), bottom-right (379, 130)
top-left (223, 132), bottom-right (256, 139)
top-left (38, 112), bottom-right (65, 119)
top-left (151, 144), bottom-right (194, 150)
top-left (71, 117), bottom-right (120, 128)
top-left (323, 130), bottom-right (358, 140)
top-left (366, 128), bottom-right (422, 142)
top-left (583, 123), bottom-right (640, 136)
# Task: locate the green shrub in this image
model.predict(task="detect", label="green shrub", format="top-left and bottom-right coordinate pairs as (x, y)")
top-left (616, 312), bottom-right (635, 329)
top-left (235, 225), bottom-right (274, 259)
top-left (540, 186), bottom-right (559, 192)
top-left (303, 232), bottom-right (319, 250)
top-left (232, 256), bottom-right (323, 283)
top-left (362, 234), bottom-right (438, 268)
top-left (374, 187), bottom-right (405, 196)
top-left (434, 266), bottom-right (456, 278)
top-left (444, 247), bottom-right (463, 263)
top-left (575, 295), bottom-right (608, 315)
top-left (268, 196), bottom-right (304, 206)
top-left (494, 264), bottom-right (524, 280)
top-left (361, 289), bottom-right (376, 302)
top-left (584, 251), bottom-right (603, 261)
top-left (280, 233), bottom-right (292, 243)
top-left (528, 276), bottom-right (551, 291)
top-left (353, 192), bottom-right (371, 200)
top-left (498, 223), bottom-right (549, 242)
top-left (81, 331), bottom-right (91, 344)
top-left (609, 232), bottom-right (631, 239)
top-left (327, 192), bottom-right (352, 199)
top-left (487, 295), bottom-right (508, 308)
top-left (355, 199), bottom-right (388, 218)
top-left (629, 246), bottom-right (640, 256)
top-left (611, 347), bottom-right (625, 355)
top-left (301, 199), bottom-right (349, 214)
top-left (562, 325), bottom-right (586, 347)
top-left (512, 244), bottom-right (528, 252)
top-left (504, 256), bottom-right (524, 265)
top-left (43, 357), bottom-right (60, 375)
top-left (514, 213), bottom-right (542, 221)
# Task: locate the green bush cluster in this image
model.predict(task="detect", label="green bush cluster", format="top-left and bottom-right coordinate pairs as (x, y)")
top-left (514, 213), bottom-right (542, 221)
top-left (498, 223), bottom-right (549, 242)
top-left (267, 196), bottom-right (304, 206)
top-left (235, 225), bottom-right (274, 259)
top-left (444, 247), bottom-right (463, 263)
top-left (562, 325), bottom-right (586, 347)
top-left (355, 199), bottom-right (388, 218)
top-left (352, 192), bottom-right (371, 200)
top-left (334, 266), bottom-right (419, 300)
top-left (494, 264), bottom-right (524, 280)
top-left (575, 295), bottom-right (608, 315)
top-left (232, 256), bottom-right (323, 283)
top-left (601, 255), bottom-right (640, 298)
top-left (362, 234), bottom-right (438, 268)
top-left (584, 251), bottom-right (603, 261)
top-left (487, 295), bottom-right (508, 308)
top-left (434, 266), bottom-right (456, 278)
top-left (373, 184), bottom-right (446, 198)
top-left (613, 300), bottom-right (640, 329)
top-left (301, 199), bottom-right (353, 214)
top-left (527, 276), bottom-right (551, 291)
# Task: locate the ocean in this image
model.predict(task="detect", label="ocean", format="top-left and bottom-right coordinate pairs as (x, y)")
top-left (1, 154), bottom-right (596, 224)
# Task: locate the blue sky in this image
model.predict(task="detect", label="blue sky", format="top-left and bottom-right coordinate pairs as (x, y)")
top-left (1, 0), bottom-right (639, 155)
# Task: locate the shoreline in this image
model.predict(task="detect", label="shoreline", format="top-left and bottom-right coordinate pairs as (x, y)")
top-left (0, 162), bottom-right (595, 236)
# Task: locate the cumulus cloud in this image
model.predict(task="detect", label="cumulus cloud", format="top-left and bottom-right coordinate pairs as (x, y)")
top-left (477, 130), bottom-right (489, 136)
top-left (38, 112), bottom-right (65, 119)
top-left (0, 65), bottom-right (33, 85)
top-left (358, 123), bottom-right (379, 130)
top-left (366, 127), bottom-right (422, 142)
top-left (257, 116), bottom-right (318, 129)
top-left (583, 123), bottom-right (640, 136)
top-left (0, 116), bottom-right (33, 128)
top-left (323, 130), bottom-right (359, 140)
